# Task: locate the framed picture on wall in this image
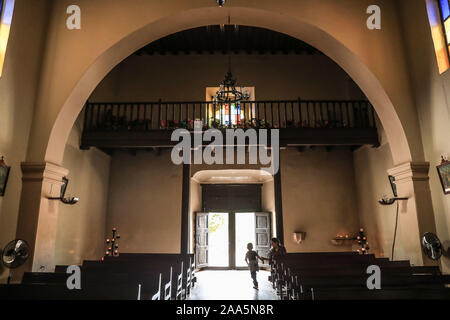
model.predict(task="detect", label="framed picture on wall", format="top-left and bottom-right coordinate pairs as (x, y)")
top-left (0, 166), bottom-right (11, 197)
top-left (388, 175), bottom-right (398, 197)
top-left (437, 160), bottom-right (450, 195)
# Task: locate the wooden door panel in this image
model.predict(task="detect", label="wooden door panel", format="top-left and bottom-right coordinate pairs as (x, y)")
top-left (255, 212), bottom-right (271, 266)
top-left (196, 213), bottom-right (209, 268)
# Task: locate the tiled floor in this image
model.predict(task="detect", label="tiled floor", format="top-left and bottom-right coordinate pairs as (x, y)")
top-left (188, 270), bottom-right (279, 300)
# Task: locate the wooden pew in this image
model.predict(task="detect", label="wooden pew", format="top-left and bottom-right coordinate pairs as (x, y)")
top-left (176, 261), bottom-right (185, 300)
top-left (84, 254), bottom-right (196, 298)
top-left (152, 274), bottom-right (162, 300)
top-left (54, 265), bottom-right (69, 273)
top-left (0, 283), bottom-right (141, 300)
top-left (310, 287), bottom-right (450, 300)
top-left (270, 253), bottom-right (389, 293)
top-left (100, 253), bottom-right (196, 291)
top-left (22, 272), bottom-right (69, 285)
top-left (286, 270), bottom-right (449, 300)
top-left (21, 270), bottom-right (161, 300)
top-left (18, 253), bottom-right (194, 300)
top-left (82, 265), bottom-right (173, 299)
top-left (293, 274), bottom-right (449, 289)
top-left (271, 252), bottom-right (450, 300)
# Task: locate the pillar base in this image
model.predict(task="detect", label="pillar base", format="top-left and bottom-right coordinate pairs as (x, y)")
top-left (388, 162), bottom-right (437, 266)
top-left (12, 162), bottom-right (68, 281)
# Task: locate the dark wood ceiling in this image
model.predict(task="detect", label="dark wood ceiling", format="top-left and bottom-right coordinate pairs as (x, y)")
top-left (135, 25), bottom-right (321, 56)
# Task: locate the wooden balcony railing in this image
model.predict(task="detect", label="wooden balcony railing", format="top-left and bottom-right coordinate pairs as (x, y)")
top-left (81, 99), bottom-right (379, 149)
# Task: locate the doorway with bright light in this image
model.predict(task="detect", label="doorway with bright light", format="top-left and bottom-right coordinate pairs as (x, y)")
top-left (196, 211), bottom-right (271, 270)
top-left (207, 212), bottom-right (229, 267)
top-left (235, 213), bottom-right (256, 267)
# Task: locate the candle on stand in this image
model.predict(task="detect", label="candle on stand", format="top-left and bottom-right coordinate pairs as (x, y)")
top-left (103, 227), bottom-right (120, 259)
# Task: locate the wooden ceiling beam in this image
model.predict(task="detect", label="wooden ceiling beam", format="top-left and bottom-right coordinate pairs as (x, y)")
top-left (136, 25), bottom-right (321, 56)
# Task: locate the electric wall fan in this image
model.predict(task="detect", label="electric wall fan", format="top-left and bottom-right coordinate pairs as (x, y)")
top-left (421, 232), bottom-right (443, 260)
top-left (1, 239), bottom-right (30, 283)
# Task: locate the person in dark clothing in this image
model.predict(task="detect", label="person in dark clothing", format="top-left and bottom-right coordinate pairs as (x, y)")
top-left (245, 243), bottom-right (264, 290)
top-left (262, 237), bottom-right (287, 264)
top-left (260, 238), bottom-right (287, 293)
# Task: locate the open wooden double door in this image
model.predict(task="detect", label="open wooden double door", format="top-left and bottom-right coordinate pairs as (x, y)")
top-left (195, 212), bottom-right (272, 270)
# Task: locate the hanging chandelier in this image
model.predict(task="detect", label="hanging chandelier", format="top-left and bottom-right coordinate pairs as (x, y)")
top-left (214, 70), bottom-right (249, 104)
top-left (214, 58), bottom-right (249, 104)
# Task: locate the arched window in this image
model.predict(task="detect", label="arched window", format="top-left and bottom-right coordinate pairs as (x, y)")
top-left (426, 0), bottom-right (450, 73)
top-left (0, 0), bottom-right (15, 77)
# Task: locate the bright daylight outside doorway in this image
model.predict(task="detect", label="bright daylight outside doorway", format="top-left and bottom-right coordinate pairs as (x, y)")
top-left (189, 212), bottom-right (277, 300)
top-left (235, 213), bottom-right (256, 267)
top-left (207, 213), bottom-right (229, 267)
top-left (207, 212), bottom-right (257, 268)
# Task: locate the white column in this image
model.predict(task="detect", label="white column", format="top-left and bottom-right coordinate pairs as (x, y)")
top-left (388, 162), bottom-right (437, 266)
top-left (13, 162), bottom-right (68, 279)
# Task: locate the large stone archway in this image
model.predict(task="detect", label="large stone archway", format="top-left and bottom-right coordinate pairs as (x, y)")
top-left (42, 5), bottom-right (417, 165)
top-left (15, 1), bottom-right (435, 274)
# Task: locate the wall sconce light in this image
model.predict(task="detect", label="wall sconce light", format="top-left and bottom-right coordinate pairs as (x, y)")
top-left (293, 232), bottom-right (306, 244)
top-left (48, 177), bottom-right (79, 205)
top-left (378, 195), bottom-right (408, 206)
top-left (0, 156), bottom-right (11, 197)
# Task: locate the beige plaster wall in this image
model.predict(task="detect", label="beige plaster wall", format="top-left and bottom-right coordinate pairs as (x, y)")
top-left (354, 142), bottom-right (396, 259)
top-left (3, 0), bottom-right (446, 272)
top-left (189, 179), bottom-right (202, 254)
top-left (111, 149), bottom-right (360, 254)
top-left (54, 115), bottom-right (111, 266)
top-left (396, 0), bottom-right (450, 273)
top-left (86, 25), bottom-right (370, 258)
top-left (106, 150), bottom-right (182, 253)
top-left (0, 0), bottom-right (50, 281)
top-left (353, 121), bottom-right (400, 260)
top-left (89, 54), bottom-right (363, 102)
top-left (262, 180), bottom-right (277, 238)
top-left (5, 0), bottom-right (428, 269)
top-left (3, 0), bottom-right (427, 268)
top-left (281, 148), bottom-right (360, 253)
top-left (21, 0), bottom-right (423, 167)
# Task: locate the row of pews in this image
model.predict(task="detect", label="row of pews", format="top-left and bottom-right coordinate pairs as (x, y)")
top-left (270, 252), bottom-right (450, 300)
top-left (0, 253), bottom-right (196, 300)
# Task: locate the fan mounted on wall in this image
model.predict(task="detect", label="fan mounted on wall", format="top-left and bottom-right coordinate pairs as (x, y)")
top-left (421, 232), bottom-right (443, 260)
top-left (1, 239), bottom-right (30, 270)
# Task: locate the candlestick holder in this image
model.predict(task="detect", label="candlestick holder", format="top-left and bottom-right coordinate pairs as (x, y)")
top-left (102, 228), bottom-right (120, 260)
top-left (331, 229), bottom-right (370, 254)
top-left (331, 233), bottom-right (356, 246)
top-left (356, 228), bottom-right (370, 255)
